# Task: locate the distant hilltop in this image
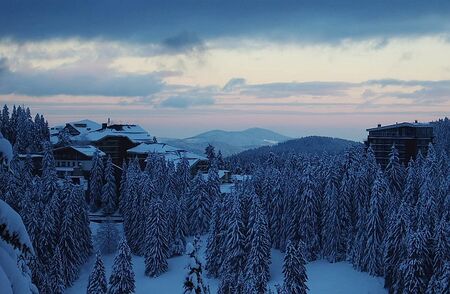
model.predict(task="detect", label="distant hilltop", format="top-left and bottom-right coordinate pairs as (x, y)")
top-left (160, 127), bottom-right (291, 157)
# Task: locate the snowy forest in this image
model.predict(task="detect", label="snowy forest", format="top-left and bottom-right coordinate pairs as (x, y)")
top-left (0, 104), bottom-right (449, 294)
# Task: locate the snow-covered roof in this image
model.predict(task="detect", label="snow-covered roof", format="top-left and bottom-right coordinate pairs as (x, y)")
top-left (74, 124), bottom-right (152, 144)
top-left (366, 122), bottom-right (432, 132)
top-left (67, 119), bottom-right (101, 135)
top-left (54, 145), bottom-right (105, 158)
top-left (128, 142), bottom-right (207, 167)
top-left (201, 169), bottom-right (230, 180)
top-left (72, 146), bottom-right (106, 157)
top-left (127, 142), bottom-right (179, 154)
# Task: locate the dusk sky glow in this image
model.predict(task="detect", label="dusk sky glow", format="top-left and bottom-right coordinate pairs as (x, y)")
top-left (1, 0), bottom-right (449, 140)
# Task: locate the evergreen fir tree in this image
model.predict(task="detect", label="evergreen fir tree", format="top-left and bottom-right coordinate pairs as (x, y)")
top-left (144, 196), bottom-right (169, 277)
top-left (322, 180), bottom-right (341, 262)
top-left (48, 246), bottom-right (65, 294)
top-left (299, 167), bottom-right (320, 260)
top-left (96, 220), bottom-right (119, 255)
top-left (87, 253), bottom-right (107, 294)
top-left (60, 187), bottom-right (83, 286)
top-left (175, 157), bottom-right (191, 199)
top-left (219, 193), bottom-right (245, 293)
top-left (282, 240), bottom-right (308, 294)
top-left (205, 197), bottom-right (223, 278)
top-left (365, 169), bottom-right (385, 276)
top-left (245, 193), bottom-right (271, 293)
top-left (184, 238), bottom-right (211, 294)
top-left (108, 238), bottom-right (135, 294)
top-left (188, 173), bottom-right (211, 235)
top-left (385, 145), bottom-right (405, 205)
top-left (438, 262), bottom-right (450, 293)
top-left (402, 232), bottom-right (428, 294)
top-left (170, 195), bottom-right (188, 257)
top-left (102, 155), bottom-right (117, 214)
top-left (384, 201), bottom-right (408, 292)
top-left (90, 150), bottom-right (104, 211)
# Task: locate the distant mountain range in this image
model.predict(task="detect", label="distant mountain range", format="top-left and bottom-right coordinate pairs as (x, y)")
top-left (160, 128), bottom-right (291, 157)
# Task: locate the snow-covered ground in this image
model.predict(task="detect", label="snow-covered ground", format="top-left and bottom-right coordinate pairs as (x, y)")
top-left (67, 224), bottom-right (386, 294)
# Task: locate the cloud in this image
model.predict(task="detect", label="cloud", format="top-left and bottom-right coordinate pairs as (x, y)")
top-left (0, 57), bottom-right (8, 74)
top-left (0, 61), bottom-right (164, 97)
top-left (159, 96), bottom-right (215, 108)
top-left (362, 79), bottom-right (450, 104)
top-left (1, 1), bottom-right (449, 44)
top-left (162, 32), bottom-right (205, 53)
top-left (223, 78), bottom-right (246, 91)
top-left (224, 79), bottom-right (356, 98)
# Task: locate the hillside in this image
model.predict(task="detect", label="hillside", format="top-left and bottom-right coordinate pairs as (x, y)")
top-left (227, 136), bottom-right (362, 172)
top-left (160, 127), bottom-right (291, 156)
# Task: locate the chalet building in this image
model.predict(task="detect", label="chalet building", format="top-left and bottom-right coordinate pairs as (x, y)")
top-left (127, 142), bottom-right (209, 174)
top-left (72, 123), bottom-right (153, 165)
top-left (365, 121), bottom-right (434, 167)
top-left (53, 145), bottom-right (106, 190)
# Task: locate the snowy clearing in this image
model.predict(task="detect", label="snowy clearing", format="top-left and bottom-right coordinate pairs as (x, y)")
top-left (67, 224), bottom-right (386, 294)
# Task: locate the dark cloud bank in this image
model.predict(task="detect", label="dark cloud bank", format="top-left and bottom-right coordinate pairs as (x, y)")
top-left (1, 0), bottom-right (450, 44)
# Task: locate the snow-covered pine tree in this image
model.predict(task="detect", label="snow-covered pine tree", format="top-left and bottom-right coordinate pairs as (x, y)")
top-left (59, 186), bottom-right (84, 286)
top-left (383, 201), bottom-right (408, 292)
top-left (205, 197), bottom-right (223, 278)
top-left (175, 157), bottom-right (191, 199)
top-left (41, 141), bottom-right (58, 203)
top-left (102, 155), bottom-right (117, 214)
top-left (338, 169), bottom-right (355, 259)
top-left (144, 196), bottom-right (169, 277)
top-left (426, 214), bottom-right (450, 294)
top-left (282, 240), bottom-right (308, 294)
top-left (298, 167), bottom-right (320, 260)
top-left (365, 168), bottom-right (385, 276)
top-left (96, 220), bottom-right (119, 254)
top-left (184, 238), bottom-right (211, 294)
top-left (48, 246), bottom-right (65, 294)
top-left (56, 128), bottom-right (71, 147)
top-left (0, 199), bottom-right (38, 294)
top-left (90, 150), bottom-right (104, 211)
top-left (207, 161), bottom-right (221, 205)
top-left (322, 179), bottom-right (341, 262)
top-left (188, 173), bottom-right (211, 235)
top-left (108, 238), bottom-right (135, 294)
top-left (385, 145), bottom-right (405, 208)
top-left (87, 253), bottom-right (107, 294)
top-left (119, 160), bottom-right (128, 214)
top-left (205, 144), bottom-right (216, 162)
top-left (245, 192), bottom-right (271, 293)
top-left (170, 194), bottom-right (188, 257)
top-left (403, 159), bottom-right (418, 211)
top-left (402, 231), bottom-right (428, 294)
top-left (269, 170), bottom-right (284, 250)
top-left (219, 193), bottom-right (245, 293)
top-left (438, 261), bottom-right (450, 293)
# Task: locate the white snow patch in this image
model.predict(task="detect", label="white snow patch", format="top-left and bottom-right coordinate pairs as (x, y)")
top-left (263, 139), bottom-right (279, 144)
top-left (68, 225), bottom-right (386, 294)
top-left (0, 134), bottom-right (13, 166)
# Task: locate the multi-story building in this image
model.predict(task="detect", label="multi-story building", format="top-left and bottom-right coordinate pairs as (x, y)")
top-left (365, 121), bottom-right (434, 167)
top-left (53, 145), bottom-right (106, 190)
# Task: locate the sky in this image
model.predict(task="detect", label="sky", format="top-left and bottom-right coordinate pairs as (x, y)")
top-left (0, 0), bottom-right (450, 141)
